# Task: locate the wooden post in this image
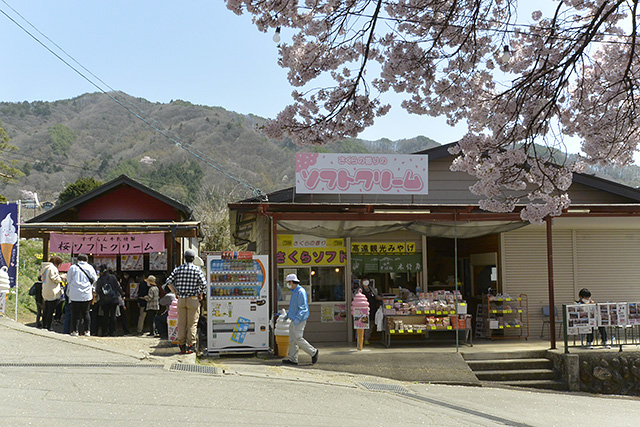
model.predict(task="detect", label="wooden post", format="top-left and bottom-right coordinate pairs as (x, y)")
top-left (42, 233), bottom-right (50, 262)
top-left (546, 217), bottom-right (557, 349)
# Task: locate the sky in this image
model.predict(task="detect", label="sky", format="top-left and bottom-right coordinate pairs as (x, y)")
top-left (0, 0), bottom-right (590, 151)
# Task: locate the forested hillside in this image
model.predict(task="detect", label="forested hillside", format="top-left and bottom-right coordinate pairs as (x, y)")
top-left (0, 93), bottom-right (440, 207)
top-left (1, 92), bottom-right (639, 211)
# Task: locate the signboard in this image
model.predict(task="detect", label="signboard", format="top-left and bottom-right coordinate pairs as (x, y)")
top-left (351, 255), bottom-right (423, 274)
top-left (0, 203), bottom-right (19, 289)
top-left (296, 153), bottom-right (428, 195)
top-left (629, 303), bottom-right (640, 326)
top-left (276, 234), bottom-right (346, 266)
top-left (351, 241), bottom-right (417, 255)
top-left (321, 303), bottom-right (347, 323)
top-left (49, 233), bottom-right (165, 255)
top-left (353, 307), bottom-right (370, 329)
top-left (566, 304), bottom-right (598, 335)
top-left (93, 256), bottom-right (117, 271)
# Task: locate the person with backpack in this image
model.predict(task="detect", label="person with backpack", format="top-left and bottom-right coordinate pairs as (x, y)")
top-left (66, 254), bottom-right (98, 336)
top-left (96, 265), bottom-right (123, 336)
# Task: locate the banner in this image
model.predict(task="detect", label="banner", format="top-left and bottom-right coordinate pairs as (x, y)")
top-left (351, 255), bottom-right (423, 274)
top-left (277, 234), bottom-right (346, 266)
top-left (49, 233), bottom-right (165, 255)
top-left (351, 241), bottom-right (417, 255)
top-left (0, 203), bottom-right (19, 288)
top-left (296, 153), bottom-right (428, 195)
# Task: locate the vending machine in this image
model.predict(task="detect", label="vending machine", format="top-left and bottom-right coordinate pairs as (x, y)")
top-left (207, 252), bottom-right (269, 353)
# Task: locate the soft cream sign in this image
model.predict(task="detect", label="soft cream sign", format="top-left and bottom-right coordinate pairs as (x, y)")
top-left (296, 153), bottom-right (428, 195)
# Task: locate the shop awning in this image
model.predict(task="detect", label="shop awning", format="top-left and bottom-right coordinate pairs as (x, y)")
top-left (276, 220), bottom-right (528, 239)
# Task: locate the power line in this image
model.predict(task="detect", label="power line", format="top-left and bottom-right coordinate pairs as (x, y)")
top-left (0, 1), bottom-right (266, 201)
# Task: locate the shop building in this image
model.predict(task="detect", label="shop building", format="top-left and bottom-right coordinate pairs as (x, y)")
top-left (229, 144), bottom-right (640, 345)
top-left (21, 175), bottom-right (201, 278)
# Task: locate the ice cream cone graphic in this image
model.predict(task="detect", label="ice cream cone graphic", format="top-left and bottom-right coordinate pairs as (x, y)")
top-left (0, 213), bottom-right (18, 266)
top-left (1, 243), bottom-right (13, 265)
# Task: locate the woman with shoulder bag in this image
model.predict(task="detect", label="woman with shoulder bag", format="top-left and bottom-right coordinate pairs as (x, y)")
top-left (40, 256), bottom-right (65, 331)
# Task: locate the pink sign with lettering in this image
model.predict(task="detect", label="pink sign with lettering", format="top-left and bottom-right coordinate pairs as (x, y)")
top-left (49, 233), bottom-right (165, 254)
top-left (296, 153), bottom-right (428, 195)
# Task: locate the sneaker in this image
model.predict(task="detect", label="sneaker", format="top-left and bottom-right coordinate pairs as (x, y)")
top-left (84, 331), bottom-right (91, 337)
top-left (70, 331), bottom-right (79, 337)
top-left (185, 345), bottom-right (195, 354)
top-left (605, 344), bottom-right (612, 349)
top-left (587, 345), bottom-right (594, 349)
top-left (179, 344), bottom-right (187, 354)
top-left (282, 359), bottom-right (298, 366)
top-left (311, 349), bottom-right (319, 364)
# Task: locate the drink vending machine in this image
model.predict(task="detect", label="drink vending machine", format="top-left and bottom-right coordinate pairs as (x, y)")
top-left (207, 252), bottom-right (269, 353)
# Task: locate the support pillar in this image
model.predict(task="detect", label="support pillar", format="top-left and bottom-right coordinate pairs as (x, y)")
top-left (546, 217), bottom-right (557, 349)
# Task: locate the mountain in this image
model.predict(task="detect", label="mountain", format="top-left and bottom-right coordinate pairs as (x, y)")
top-left (0, 93), bottom-right (440, 207)
top-left (3, 92), bottom-right (638, 210)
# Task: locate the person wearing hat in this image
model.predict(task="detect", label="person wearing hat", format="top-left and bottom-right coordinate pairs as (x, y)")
top-left (164, 249), bottom-right (207, 354)
top-left (142, 275), bottom-right (160, 336)
top-left (282, 273), bottom-right (318, 365)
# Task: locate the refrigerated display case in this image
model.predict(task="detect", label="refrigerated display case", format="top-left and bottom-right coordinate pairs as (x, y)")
top-left (207, 252), bottom-right (269, 353)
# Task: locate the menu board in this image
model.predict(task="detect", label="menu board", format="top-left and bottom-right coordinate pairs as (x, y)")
top-left (149, 252), bottom-right (167, 271)
top-left (121, 254), bottom-right (143, 271)
top-left (566, 304), bottom-right (597, 334)
top-left (93, 256), bottom-right (117, 271)
top-left (628, 303), bottom-right (640, 325)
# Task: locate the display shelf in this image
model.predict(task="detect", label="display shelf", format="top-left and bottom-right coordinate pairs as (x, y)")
top-left (382, 313), bottom-right (473, 348)
top-left (484, 293), bottom-right (529, 340)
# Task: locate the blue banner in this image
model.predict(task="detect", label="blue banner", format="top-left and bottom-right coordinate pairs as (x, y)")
top-left (0, 203), bottom-right (19, 288)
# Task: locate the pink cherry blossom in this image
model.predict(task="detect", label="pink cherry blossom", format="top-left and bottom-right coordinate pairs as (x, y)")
top-left (226, 0), bottom-right (640, 223)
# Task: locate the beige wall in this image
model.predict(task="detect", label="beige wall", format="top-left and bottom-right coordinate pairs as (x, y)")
top-left (501, 220), bottom-right (640, 338)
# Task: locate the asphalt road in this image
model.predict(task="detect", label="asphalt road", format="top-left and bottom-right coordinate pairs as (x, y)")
top-left (1, 317), bottom-right (639, 426)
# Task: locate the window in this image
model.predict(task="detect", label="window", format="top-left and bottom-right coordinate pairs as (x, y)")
top-left (277, 267), bottom-right (345, 303)
top-left (310, 267), bottom-right (345, 302)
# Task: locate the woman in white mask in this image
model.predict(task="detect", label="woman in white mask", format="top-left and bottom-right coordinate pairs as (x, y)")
top-left (577, 288), bottom-right (610, 349)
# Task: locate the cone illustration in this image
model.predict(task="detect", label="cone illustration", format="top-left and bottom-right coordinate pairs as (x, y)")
top-left (0, 213), bottom-right (18, 266)
top-left (1, 243), bottom-right (13, 266)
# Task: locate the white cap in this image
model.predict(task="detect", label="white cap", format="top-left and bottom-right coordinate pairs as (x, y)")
top-left (285, 273), bottom-right (300, 283)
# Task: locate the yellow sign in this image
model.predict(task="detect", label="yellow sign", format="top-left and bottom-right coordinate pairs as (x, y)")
top-left (277, 234), bottom-right (346, 266)
top-left (351, 241), bottom-right (417, 255)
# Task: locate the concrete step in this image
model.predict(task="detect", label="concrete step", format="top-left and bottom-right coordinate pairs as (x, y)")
top-left (475, 368), bottom-right (559, 382)
top-left (497, 379), bottom-right (569, 392)
top-left (467, 358), bottom-right (553, 371)
top-left (461, 350), bottom-right (548, 361)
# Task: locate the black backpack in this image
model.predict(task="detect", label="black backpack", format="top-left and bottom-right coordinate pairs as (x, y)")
top-left (99, 276), bottom-right (117, 303)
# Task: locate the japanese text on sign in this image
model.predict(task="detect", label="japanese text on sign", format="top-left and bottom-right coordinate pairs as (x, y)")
top-left (49, 233), bottom-right (165, 254)
top-left (296, 153), bottom-right (428, 195)
top-left (351, 242), bottom-right (417, 255)
top-left (277, 234), bottom-right (347, 266)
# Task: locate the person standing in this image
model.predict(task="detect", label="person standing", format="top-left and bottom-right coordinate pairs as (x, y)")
top-left (96, 266), bottom-right (123, 336)
top-left (136, 275), bottom-right (150, 335)
top-left (358, 279), bottom-right (380, 345)
top-left (282, 273), bottom-right (318, 366)
top-left (142, 275), bottom-right (160, 336)
top-left (40, 256), bottom-right (65, 331)
top-left (164, 249), bottom-right (206, 354)
top-left (66, 254), bottom-right (98, 336)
